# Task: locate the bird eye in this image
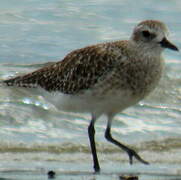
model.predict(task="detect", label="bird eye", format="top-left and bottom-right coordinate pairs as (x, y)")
top-left (142, 30), bottom-right (150, 38)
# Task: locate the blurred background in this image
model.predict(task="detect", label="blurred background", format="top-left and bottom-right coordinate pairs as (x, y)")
top-left (0, 0), bottom-right (180, 179)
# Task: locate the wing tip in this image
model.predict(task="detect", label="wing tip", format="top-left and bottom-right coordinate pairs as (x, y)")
top-left (2, 76), bottom-right (37, 88)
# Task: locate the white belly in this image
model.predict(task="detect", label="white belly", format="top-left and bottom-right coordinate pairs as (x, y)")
top-left (44, 88), bottom-right (141, 116)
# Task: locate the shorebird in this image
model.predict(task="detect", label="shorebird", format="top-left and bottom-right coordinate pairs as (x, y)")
top-left (2, 20), bottom-right (178, 172)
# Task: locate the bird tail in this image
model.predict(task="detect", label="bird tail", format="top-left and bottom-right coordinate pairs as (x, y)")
top-left (1, 74), bottom-right (39, 89)
top-left (0, 79), bottom-right (6, 87)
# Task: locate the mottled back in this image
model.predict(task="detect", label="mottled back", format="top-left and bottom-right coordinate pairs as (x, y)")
top-left (4, 43), bottom-right (118, 94)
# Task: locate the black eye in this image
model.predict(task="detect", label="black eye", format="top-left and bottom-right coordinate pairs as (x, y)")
top-left (142, 30), bottom-right (150, 38)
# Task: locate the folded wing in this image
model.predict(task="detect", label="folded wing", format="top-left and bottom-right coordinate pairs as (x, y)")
top-left (3, 44), bottom-right (117, 94)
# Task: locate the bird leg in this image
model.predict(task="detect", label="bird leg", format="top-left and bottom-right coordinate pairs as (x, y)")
top-left (88, 119), bottom-right (100, 173)
top-left (105, 125), bottom-right (149, 165)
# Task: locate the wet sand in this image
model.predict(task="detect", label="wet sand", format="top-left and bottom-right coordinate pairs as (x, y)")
top-left (0, 169), bottom-right (181, 180)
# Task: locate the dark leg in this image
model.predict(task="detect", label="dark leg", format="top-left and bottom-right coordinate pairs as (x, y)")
top-left (88, 118), bottom-right (100, 173)
top-left (105, 118), bottom-right (149, 165)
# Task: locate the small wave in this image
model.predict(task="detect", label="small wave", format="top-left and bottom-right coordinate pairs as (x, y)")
top-left (0, 137), bottom-right (180, 154)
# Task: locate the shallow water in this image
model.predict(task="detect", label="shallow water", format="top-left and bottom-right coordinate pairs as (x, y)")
top-left (0, 0), bottom-right (181, 179)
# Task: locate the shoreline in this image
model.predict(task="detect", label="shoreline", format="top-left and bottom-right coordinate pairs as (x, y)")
top-left (0, 169), bottom-right (181, 180)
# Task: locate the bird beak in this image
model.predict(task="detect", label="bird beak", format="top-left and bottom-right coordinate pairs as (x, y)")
top-left (159, 37), bottom-right (179, 51)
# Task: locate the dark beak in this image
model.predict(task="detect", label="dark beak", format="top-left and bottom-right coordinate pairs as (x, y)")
top-left (160, 37), bottom-right (179, 51)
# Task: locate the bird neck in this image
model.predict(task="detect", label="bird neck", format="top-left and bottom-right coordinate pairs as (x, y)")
top-left (128, 40), bottom-right (163, 59)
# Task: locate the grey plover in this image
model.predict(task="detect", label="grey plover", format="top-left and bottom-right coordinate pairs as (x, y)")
top-left (3, 20), bottom-right (179, 172)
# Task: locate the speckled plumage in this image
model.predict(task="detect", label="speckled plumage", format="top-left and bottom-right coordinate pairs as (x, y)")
top-left (4, 43), bottom-right (117, 94)
top-left (3, 39), bottom-right (162, 97)
top-left (3, 20), bottom-right (179, 172)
